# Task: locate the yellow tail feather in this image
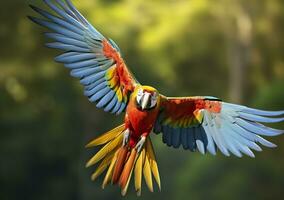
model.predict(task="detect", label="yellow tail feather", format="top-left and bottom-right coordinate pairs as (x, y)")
top-left (143, 153), bottom-right (153, 192)
top-left (146, 138), bottom-right (161, 190)
top-left (86, 134), bottom-right (122, 167)
top-left (102, 151), bottom-right (118, 189)
top-left (86, 124), bottom-right (125, 147)
top-left (134, 148), bottom-right (144, 196)
top-left (91, 151), bottom-right (114, 181)
top-left (86, 124), bottom-right (161, 196)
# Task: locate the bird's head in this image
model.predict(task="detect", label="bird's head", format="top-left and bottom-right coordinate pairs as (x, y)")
top-left (135, 86), bottom-right (160, 110)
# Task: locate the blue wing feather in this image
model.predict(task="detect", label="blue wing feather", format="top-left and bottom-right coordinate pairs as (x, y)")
top-left (117, 102), bottom-right (126, 115)
top-left (165, 126), bottom-right (172, 147)
top-left (194, 127), bottom-right (206, 154)
top-left (223, 121), bottom-right (262, 152)
top-left (254, 135), bottom-right (277, 148)
top-left (55, 0), bottom-right (80, 20)
top-left (186, 128), bottom-right (196, 151)
top-left (104, 96), bottom-right (117, 112)
top-left (162, 126), bottom-right (167, 144)
top-left (70, 67), bottom-right (103, 78)
top-left (172, 128), bottom-right (181, 148)
top-left (91, 87), bottom-right (110, 103)
top-left (65, 0), bottom-right (89, 26)
top-left (43, 0), bottom-right (84, 29)
top-left (55, 52), bottom-right (95, 63)
top-left (243, 108), bottom-right (284, 116)
top-left (239, 112), bottom-right (284, 123)
top-left (236, 118), bottom-right (283, 136)
top-left (201, 124), bottom-right (216, 155)
top-left (84, 78), bottom-right (105, 91)
top-left (96, 90), bottom-right (115, 108)
top-left (30, 0), bottom-right (131, 115)
top-left (84, 81), bottom-right (106, 97)
top-left (156, 100), bottom-right (283, 157)
top-left (29, 17), bottom-right (83, 40)
top-left (46, 42), bottom-right (90, 52)
top-left (30, 5), bottom-right (83, 35)
top-left (221, 130), bottom-right (242, 157)
top-left (65, 60), bottom-right (99, 69)
top-left (45, 33), bottom-right (87, 48)
top-left (181, 128), bottom-right (189, 149)
top-left (111, 100), bottom-right (122, 114)
top-left (80, 71), bottom-right (106, 85)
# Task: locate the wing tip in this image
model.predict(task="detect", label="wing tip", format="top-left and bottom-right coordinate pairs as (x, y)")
top-left (27, 15), bottom-right (36, 23)
top-left (267, 143), bottom-right (277, 148)
top-left (29, 4), bottom-right (44, 16)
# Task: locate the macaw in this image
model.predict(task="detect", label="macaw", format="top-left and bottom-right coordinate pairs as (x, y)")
top-left (29, 0), bottom-right (284, 196)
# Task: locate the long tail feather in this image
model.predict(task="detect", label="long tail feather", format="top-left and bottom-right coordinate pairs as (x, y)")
top-left (86, 124), bottom-right (125, 147)
top-left (86, 134), bottom-right (123, 167)
top-left (134, 149), bottom-right (144, 196)
top-left (146, 139), bottom-right (161, 190)
top-left (91, 151), bottom-right (114, 180)
top-left (119, 149), bottom-right (137, 189)
top-left (143, 153), bottom-right (154, 192)
top-left (112, 146), bottom-right (128, 184)
top-left (121, 162), bottom-right (135, 196)
top-left (120, 149), bottom-right (138, 196)
top-left (102, 151), bottom-right (118, 189)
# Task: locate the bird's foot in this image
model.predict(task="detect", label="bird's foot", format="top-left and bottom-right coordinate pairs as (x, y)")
top-left (135, 136), bottom-right (146, 153)
top-left (122, 129), bottom-right (130, 146)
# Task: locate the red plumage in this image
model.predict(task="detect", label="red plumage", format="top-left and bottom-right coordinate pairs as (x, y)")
top-left (125, 87), bottom-right (160, 148)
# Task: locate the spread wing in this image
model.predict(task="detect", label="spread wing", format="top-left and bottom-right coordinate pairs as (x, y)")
top-left (29, 0), bottom-right (138, 115)
top-left (154, 96), bottom-right (284, 157)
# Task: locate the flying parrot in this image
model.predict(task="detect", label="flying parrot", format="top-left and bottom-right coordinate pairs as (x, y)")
top-left (29, 0), bottom-right (284, 196)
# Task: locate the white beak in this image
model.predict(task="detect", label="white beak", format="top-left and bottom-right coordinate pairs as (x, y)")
top-left (141, 92), bottom-right (151, 110)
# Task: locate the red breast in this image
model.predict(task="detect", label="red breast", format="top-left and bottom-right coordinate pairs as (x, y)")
top-left (126, 98), bottom-right (159, 137)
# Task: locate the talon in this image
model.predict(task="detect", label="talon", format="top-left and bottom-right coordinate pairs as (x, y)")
top-left (135, 136), bottom-right (146, 152)
top-left (123, 129), bottom-right (130, 146)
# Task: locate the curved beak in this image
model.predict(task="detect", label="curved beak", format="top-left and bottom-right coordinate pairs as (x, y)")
top-left (141, 92), bottom-right (151, 110)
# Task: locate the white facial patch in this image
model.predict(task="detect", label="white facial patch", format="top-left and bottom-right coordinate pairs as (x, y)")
top-left (150, 92), bottom-right (158, 108)
top-left (136, 89), bottom-right (158, 110)
top-left (136, 88), bottom-right (143, 104)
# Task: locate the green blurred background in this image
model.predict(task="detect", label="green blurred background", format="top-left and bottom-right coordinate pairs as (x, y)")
top-left (1, 0), bottom-right (284, 199)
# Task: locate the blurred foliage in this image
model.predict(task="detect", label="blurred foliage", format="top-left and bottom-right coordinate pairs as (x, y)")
top-left (0, 0), bottom-right (284, 200)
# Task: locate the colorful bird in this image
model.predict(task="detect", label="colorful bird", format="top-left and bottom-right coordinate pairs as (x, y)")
top-left (29, 0), bottom-right (284, 196)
